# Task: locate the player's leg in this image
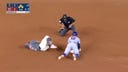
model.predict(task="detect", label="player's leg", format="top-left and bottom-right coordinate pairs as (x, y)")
top-left (70, 25), bottom-right (76, 32)
top-left (58, 44), bottom-right (71, 60)
top-left (29, 40), bottom-right (40, 51)
top-left (72, 45), bottom-right (80, 61)
top-left (59, 27), bottom-right (69, 36)
top-left (39, 35), bottom-right (50, 51)
top-left (63, 44), bottom-right (72, 56)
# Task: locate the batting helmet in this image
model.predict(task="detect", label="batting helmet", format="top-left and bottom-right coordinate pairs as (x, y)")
top-left (72, 31), bottom-right (78, 36)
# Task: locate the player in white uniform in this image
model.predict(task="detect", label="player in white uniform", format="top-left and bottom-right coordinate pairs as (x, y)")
top-left (24, 35), bottom-right (57, 51)
top-left (58, 32), bottom-right (81, 61)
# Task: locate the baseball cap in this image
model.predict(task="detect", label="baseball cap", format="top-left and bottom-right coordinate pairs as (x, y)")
top-left (72, 31), bottom-right (78, 36)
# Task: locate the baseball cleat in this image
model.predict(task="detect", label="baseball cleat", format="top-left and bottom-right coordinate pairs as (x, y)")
top-left (50, 44), bottom-right (57, 49)
top-left (73, 57), bottom-right (77, 61)
top-left (72, 54), bottom-right (77, 61)
top-left (58, 56), bottom-right (62, 60)
top-left (58, 55), bottom-right (64, 60)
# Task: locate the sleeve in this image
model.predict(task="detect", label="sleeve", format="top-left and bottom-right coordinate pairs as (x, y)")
top-left (77, 38), bottom-right (80, 50)
top-left (70, 17), bottom-right (75, 23)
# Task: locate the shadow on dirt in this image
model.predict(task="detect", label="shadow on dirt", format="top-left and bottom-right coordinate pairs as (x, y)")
top-left (56, 45), bottom-right (65, 52)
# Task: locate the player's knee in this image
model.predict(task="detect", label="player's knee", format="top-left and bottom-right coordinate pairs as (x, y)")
top-left (58, 29), bottom-right (63, 33)
top-left (59, 32), bottom-right (66, 36)
top-left (58, 29), bottom-right (66, 36)
top-left (60, 33), bottom-right (65, 36)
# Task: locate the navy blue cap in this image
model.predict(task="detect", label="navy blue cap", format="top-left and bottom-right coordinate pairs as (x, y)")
top-left (72, 31), bottom-right (78, 36)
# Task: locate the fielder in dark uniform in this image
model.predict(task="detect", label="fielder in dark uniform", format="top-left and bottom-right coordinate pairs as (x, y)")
top-left (58, 14), bottom-right (76, 36)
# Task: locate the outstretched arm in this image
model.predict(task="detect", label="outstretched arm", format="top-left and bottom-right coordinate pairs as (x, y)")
top-left (59, 24), bottom-right (65, 29)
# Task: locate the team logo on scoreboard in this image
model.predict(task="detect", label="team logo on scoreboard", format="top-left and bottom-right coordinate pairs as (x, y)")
top-left (6, 3), bottom-right (30, 14)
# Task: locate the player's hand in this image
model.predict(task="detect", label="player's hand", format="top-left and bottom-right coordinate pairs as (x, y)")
top-left (59, 20), bottom-right (62, 24)
top-left (79, 48), bottom-right (81, 52)
top-left (69, 24), bottom-right (73, 28)
top-left (59, 24), bottom-right (64, 29)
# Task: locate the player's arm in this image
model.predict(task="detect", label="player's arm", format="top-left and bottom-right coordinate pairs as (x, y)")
top-left (69, 17), bottom-right (75, 28)
top-left (59, 18), bottom-right (63, 24)
top-left (58, 18), bottom-right (65, 29)
top-left (69, 23), bottom-right (74, 28)
top-left (77, 43), bottom-right (80, 49)
top-left (77, 38), bottom-right (81, 50)
top-left (59, 24), bottom-right (64, 29)
top-left (69, 16), bottom-right (75, 23)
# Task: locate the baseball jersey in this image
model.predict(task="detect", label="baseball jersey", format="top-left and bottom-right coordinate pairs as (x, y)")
top-left (59, 16), bottom-right (75, 28)
top-left (29, 40), bottom-right (40, 51)
top-left (68, 36), bottom-right (80, 45)
top-left (63, 36), bottom-right (80, 55)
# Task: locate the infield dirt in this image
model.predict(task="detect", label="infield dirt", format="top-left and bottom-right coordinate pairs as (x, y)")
top-left (0, 0), bottom-right (128, 72)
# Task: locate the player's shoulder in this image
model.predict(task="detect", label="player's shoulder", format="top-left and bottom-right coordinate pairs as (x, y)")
top-left (67, 16), bottom-right (73, 19)
top-left (68, 16), bottom-right (75, 21)
top-left (60, 17), bottom-right (63, 20)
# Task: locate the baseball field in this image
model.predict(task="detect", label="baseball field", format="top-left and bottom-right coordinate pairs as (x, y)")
top-left (0, 0), bottom-right (128, 72)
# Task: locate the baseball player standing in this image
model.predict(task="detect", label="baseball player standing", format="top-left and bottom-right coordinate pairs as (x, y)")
top-left (58, 14), bottom-right (76, 36)
top-left (58, 32), bottom-right (81, 61)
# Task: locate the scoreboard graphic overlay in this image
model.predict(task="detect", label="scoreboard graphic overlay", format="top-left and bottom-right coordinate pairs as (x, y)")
top-left (6, 3), bottom-right (30, 14)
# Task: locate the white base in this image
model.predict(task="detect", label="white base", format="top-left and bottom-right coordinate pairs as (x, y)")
top-left (50, 44), bottom-right (57, 49)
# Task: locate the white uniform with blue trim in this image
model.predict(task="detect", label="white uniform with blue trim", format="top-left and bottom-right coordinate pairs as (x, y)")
top-left (64, 36), bottom-right (80, 56)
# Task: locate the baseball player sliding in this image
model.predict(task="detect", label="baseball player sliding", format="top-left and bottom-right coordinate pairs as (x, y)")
top-left (24, 35), bottom-right (57, 51)
top-left (58, 32), bottom-right (81, 61)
